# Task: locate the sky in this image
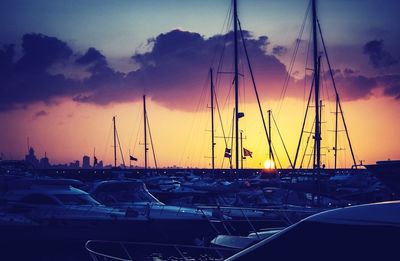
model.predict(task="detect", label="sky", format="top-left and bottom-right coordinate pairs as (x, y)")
top-left (0, 0), bottom-right (399, 168)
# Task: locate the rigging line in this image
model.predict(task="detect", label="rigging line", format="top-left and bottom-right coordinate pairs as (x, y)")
top-left (209, 1), bottom-right (233, 68)
top-left (214, 87), bottom-right (229, 148)
top-left (305, 139), bottom-right (314, 169)
top-left (241, 45), bottom-right (248, 135)
top-left (146, 114), bottom-right (158, 171)
top-left (179, 5), bottom-right (231, 168)
top-left (116, 128), bottom-right (126, 168)
top-left (304, 27), bottom-right (312, 114)
top-left (317, 18), bottom-right (357, 168)
top-left (128, 104), bottom-right (142, 151)
top-left (271, 143), bottom-right (282, 169)
top-left (213, 3), bottom-right (232, 94)
top-left (275, 1), bottom-right (311, 118)
top-left (299, 118), bottom-right (315, 169)
top-left (321, 61), bottom-right (331, 102)
top-left (320, 60), bottom-right (333, 163)
top-left (272, 112), bottom-right (294, 168)
top-left (237, 18), bottom-right (274, 163)
top-left (293, 74), bottom-right (315, 168)
top-left (230, 108), bottom-right (235, 171)
top-left (179, 69), bottom-right (210, 166)
top-left (132, 113), bottom-right (143, 156)
top-left (101, 122), bottom-right (113, 165)
top-left (222, 77), bottom-right (234, 113)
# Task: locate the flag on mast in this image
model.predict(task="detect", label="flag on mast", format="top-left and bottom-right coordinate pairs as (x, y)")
top-left (224, 148), bottom-right (232, 158)
top-left (243, 148), bottom-right (253, 158)
top-left (130, 155), bottom-right (138, 161)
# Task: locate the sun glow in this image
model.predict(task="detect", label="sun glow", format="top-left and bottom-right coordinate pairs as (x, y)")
top-left (264, 159), bottom-right (275, 170)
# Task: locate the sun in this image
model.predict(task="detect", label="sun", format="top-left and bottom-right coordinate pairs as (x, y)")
top-left (264, 159), bottom-right (275, 170)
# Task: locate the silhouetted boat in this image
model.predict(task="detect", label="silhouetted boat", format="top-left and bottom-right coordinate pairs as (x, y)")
top-left (366, 160), bottom-right (400, 197)
top-left (85, 201), bottom-right (400, 261)
top-left (225, 201), bottom-right (400, 260)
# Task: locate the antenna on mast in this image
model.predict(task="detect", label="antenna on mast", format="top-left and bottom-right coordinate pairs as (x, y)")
top-left (113, 116), bottom-right (117, 168)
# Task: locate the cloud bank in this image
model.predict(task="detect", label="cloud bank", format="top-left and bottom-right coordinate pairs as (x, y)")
top-left (0, 31), bottom-right (399, 113)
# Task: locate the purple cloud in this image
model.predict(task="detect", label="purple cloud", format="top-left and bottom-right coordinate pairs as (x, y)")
top-left (33, 110), bottom-right (48, 118)
top-left (1, 31), bottom-right (400, 112)
top-left (363, 40), bottom-right (398, 68)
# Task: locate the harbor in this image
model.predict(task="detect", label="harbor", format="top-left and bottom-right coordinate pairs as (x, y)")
top-left (0, 0), bottom-right (399, 260)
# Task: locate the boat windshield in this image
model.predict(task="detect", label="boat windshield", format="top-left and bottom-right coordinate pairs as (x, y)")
top-left (92, 182), bottom-right (161, 204)
top-left (55, 194), bottom-right (101, 206)
top-left (105, 189), bottom-right (159, 204)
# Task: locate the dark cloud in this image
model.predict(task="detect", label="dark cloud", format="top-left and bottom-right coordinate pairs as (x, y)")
top-left (73, 29), bottom-right (283, 109)
top-left (335, 74), bottom-right (378, 100)
top-left (343, 68), bottom-right (357, 75)
top-left (1, 31), bottom-right (399, 112)
top-left (0, 34), bottom-right (82, 111)
top-left (376, 74), bottom-right (400, 100)
top-left (272, 45), bottom-right (287, 56)
top-left (34, 110), bottom-right (48, 118)
top-left (320, 70), bottom-right (400, 102)
top-left (76, 47), bottom-right (105, 65)
top-left (16, 33), bottom-right (73, 73)
top-left (0, 44), bottom-right (14, 73)
top-left (363, 40), bottom-right (398, 68)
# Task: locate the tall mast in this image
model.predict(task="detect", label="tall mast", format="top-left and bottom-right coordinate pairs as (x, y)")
top-left (312, 0), bottom-right (321, 172)
top-left (240, 130), bottom-right (243, 169)
top-left (143, 95), bottom-right (148, 170)
top-left (233, 0), bottom-right (239, 172)
top-left (210, 68), bottom-right (215, 174)
top-left (113, 116), bottom-right (117, 168)
top-left (268, 110), bottom-right (272, 161)
top-left (334, 94), bottom-right (338, 170)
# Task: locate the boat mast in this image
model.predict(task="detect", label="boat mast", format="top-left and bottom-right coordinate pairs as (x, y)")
top-left (240, 130), bottom-right (243, 169)
top-left (143, 95), bottom-right (148, 170)
top-left (334, 94), bottom-right (339, 170)
top-left (312, 0), bottom-right (321, 172)
top-left (233, 0), bottom-right (239, 172)
top-left (210, 68), bottom-right (215, 174)
top-left (268, 110), bottom-right (272, 161)
top-left (113, 116), bottom-right (117, 168)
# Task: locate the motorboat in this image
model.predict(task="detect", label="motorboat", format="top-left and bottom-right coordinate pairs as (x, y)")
top-left (366, 160), bottom-right (400, 197)
top-left (0, 177), bottom-right (226, 260)
top-left (225, 201), bottom-right (400, 260)
top-left (89, 179), bottom-right (218, 221)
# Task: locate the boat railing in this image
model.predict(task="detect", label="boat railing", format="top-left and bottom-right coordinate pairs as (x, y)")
top-left (5, 200), bottom-right (125, 219)
top-left (196, 205), bottom-right (321, 227)
top-left (133, 203), bottom-right (211, 219)
top-left (85, 240), bottom-right (236, 261)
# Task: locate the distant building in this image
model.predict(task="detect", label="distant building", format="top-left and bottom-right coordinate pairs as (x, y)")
top-left (82, 155), bottom-right (90, 169)
top-left (95, 160), bottom-right (103, 168)
top-left (39, 152), bottom-right (50, 169)
top-left (69, 160), bottom-right (79, 168)
top-left (25, 147), bottom-right (39, 167)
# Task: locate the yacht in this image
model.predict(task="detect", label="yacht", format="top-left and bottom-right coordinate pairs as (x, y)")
top-left (0, 178), bottom-right (224, 248)
top-left (366, 160), bottom-right (400, 197)
top-left (226, 201), bottom-right (400, 260)
top-left (89, 179), bottom-right (219, 221)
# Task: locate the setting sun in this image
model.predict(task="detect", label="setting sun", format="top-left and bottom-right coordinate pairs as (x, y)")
top-left (264, 159), bottom-right (275, 170)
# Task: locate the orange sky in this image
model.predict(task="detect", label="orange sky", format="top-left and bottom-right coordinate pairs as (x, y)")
top-left (1, 1), bottom-right (399, 169)
top-left (1, 93), bottom-right (399, 168)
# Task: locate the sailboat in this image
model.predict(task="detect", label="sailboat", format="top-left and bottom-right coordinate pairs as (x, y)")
top-left (207, 0), bottom-right (275, 176)
top-left (268, 0), bottom-right (380, 208)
